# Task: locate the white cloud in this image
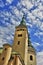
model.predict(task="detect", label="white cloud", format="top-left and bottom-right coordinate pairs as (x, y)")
top-left (32, 42), bottom-right (41, 52)
top-left (26, 23), bottom-right (32, 28)
top-left (21, 0), bottom-right (33, 9)
top-left (0, 1), bottom-right (43, 65)
top-left (35, 43), bottom-right (40, 46)
top-left (0, 10), bottom-right (19, 46)
top-left (37, 51), bottom-right (43, 65)
top-left (6, 0), bottom-right (13, 4)
top-left (32, 42), bottom-right (40, 48)
top-left (40, 22), bottom-right (43, 31)
top-left (34, 31), bottom-right (43, 37)
top-left (16, 0), bottom-right (43, 31)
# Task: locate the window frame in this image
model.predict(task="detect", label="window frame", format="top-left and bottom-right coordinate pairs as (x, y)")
top-left (18, 41), bottom-right (20, 45)
top-left (18, 34), bottom-right (22, 37)
top-left (30, 55), bottom-right (33, 61)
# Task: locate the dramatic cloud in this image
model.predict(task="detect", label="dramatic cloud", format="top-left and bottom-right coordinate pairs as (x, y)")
top-left (0, 0), bottom-right (43, 65)
top-left (0, 0), bottom-right (43, 49)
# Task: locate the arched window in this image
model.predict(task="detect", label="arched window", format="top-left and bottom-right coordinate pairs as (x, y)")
top-left (4, 48), bottom-right (7, 51)
top-left (30, 55), bottom-right (33, 61)
top-left (18, 41), bottom-right (20, 45)
top-left (2, 57), bottom-right (5, 60)
top-left (18, 34), bottom-right (22, 37)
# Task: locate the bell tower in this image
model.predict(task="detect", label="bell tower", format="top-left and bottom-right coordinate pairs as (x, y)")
top-left (12, 15), bottom-right (36, 65)
top-left (12, 16), bottom-right (28, 65)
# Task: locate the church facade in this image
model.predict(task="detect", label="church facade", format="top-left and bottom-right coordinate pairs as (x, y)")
top-left (0, 16), bottom-right (36, 65)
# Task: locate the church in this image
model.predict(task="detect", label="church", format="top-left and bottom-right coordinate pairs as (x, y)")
top-left (0, 16), bottom-right (36, 65)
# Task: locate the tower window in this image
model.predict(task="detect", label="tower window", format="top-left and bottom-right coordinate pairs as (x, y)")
top-left (18, 34), bottom-right (22, 37)
top-left (2, 57), bottom-right (5, 60)
top-left (23, 29), bottom-right (24, 31)
top-left (9, 56), bottom-right (14, 61)
top-left (20, 29), bottom-right (24, 31)
top-left (18, 41), bottom-right (20, 45)
top-left (30, 55), bottom-right (33, 61)
top-left (17, 29), bottom-right (24, 31)
top-left (10, 56), bottom-right (14, 60)
top-left (20, 29), bottom-right (22, 31)
top-left (4, 48), bottom-right (7, 51)
top-left (12, 57), bottom-right (14, 59)
top-left (17, 30), bottom-right (19, 31)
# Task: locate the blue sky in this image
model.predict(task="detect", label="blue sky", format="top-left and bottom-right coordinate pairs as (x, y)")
top-left (0, 0), bottom-right (43, 65)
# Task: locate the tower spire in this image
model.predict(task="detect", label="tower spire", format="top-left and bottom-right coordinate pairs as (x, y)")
top-left (20, 15), bottom-right (26, 25)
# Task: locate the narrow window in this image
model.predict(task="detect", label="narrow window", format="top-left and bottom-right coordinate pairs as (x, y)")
top-left (20, 29), bottom-right (22, 31)
top-left (23, 29), bottom-right (24, 31)
top-left (12, 57), bottom-right (14, 59)
top-left (30, 55), bottom-right (33, 61)
top-left (17, 30), bottom-right (19, 31)
top-left (18, 41), bottom-right (20, 45)
top-left (18, 34), bottom-right (22, 37)
top-left (4, 48), bottom-right (7, 50)
top-left (2, 57), bottom-right (5, 60)
top-left (10, 56), bottom-right (14, 60)
top-left (11, 56), bottom-right (14, 60)
top-left (20, 29), bottom-right (24, 31)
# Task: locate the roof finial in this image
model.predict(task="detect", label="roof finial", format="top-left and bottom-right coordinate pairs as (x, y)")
top-left (22, 14), bottom-right (25, 19)
top-left (23, 14), bottom-right (25, 18)
top-left (20, 14), bottom-right (26, 25)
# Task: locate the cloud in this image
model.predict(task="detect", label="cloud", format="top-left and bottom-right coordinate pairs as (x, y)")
top-left (0, 1), bottom-right (43, 65)
top-left (34, 32), bottom-right (43, 36)
top-left (26, 22), bottom-right (32, 28)
top-left (0, 0), bottom-right (4, 7)
top-left (6, 0), bottom-right (13, 5)
top-left (17, 0), bottom-right (43, 30)
top-left (37, 51), bottom-right (43, 65)
top-left (21, 0), bottom-right (33, 9)
top-left (32, 42), bottom-right (40, 51)
top-left (0, 25), bottom-right (14, 46)
top-left (34, 31), bottom-right (43, 42)
top-left (40, 22), bottom-right (43, 31)
top-left (0, 9), bottom-right (21, 46)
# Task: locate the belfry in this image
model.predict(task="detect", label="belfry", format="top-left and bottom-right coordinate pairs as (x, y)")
top-left (0, 16), bottom-right (36, 65)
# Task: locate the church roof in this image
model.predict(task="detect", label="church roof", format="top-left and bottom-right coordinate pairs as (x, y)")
top-left (3, 43), bottom-right (12, 47)
top-left (28, 34), bottom-right (36, 54)
top-left (28, 43), bottom-right (36, 54)
top-left (16, 15), bottom-right (27, 28)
